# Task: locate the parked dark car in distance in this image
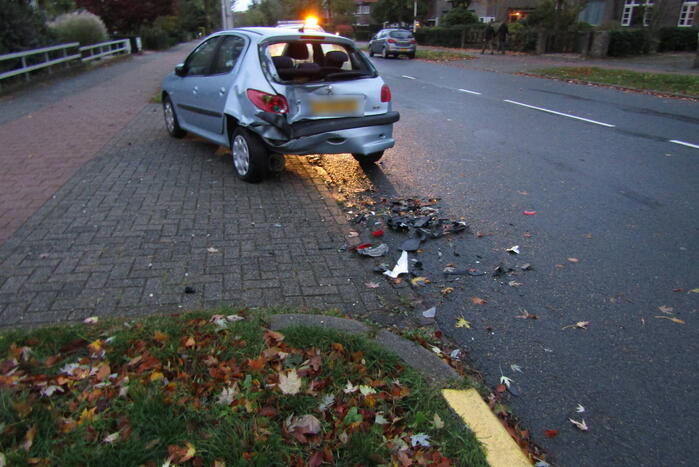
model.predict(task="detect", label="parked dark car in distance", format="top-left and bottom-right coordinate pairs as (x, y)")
top-left (368, 29), bottom-right (416, 59)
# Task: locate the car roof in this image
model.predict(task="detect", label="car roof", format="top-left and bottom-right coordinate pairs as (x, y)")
top-left (228, 27), bottom-right (341, 40)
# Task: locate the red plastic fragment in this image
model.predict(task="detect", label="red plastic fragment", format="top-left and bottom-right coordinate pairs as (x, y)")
top-left (523, 210), bottom-right (537, 216)
top-left (544, 429), bottom-right (559, 438)
top-left (371, 229), bottom-right (384, 237)
top-left (356, 243), bottom-right (372, 250)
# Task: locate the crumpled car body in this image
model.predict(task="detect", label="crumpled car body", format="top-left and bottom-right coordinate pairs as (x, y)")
top-left (161, 27), bottom-right (399, 180)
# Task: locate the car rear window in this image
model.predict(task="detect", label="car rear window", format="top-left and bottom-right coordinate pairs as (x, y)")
top-left (389, 31), bottom-right (413, 39)
top-left (263, 40), bottom-right (376, 83)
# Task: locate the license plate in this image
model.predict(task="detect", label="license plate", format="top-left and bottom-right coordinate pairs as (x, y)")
top-left (310, 98), bottom-right (360, 115)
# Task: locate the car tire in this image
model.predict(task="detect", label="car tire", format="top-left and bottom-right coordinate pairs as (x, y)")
top-left (163, 96), bottom-right (186, 138)
top-left (382, 46), bottom-right (389, 58)
top-left (352, 151), bottom-right (384, 165)
top-left (369, 47), bottom-right (374, 57)
top-left (231, 127), bottom-right (268, 183)
top-left (408, 52), bottom-right (416, 59)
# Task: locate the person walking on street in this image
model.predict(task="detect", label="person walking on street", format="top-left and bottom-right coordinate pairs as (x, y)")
top-left (481, 21), bottom-right (495, 54)
top-left (496, 21), bottom-right (509, 54)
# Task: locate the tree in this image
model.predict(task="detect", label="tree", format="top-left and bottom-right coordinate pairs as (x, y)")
top-left (372, 0), bottom-right (427, 25)
top-left (0, 0), bottom-right (56, 54)
top-left (176, 0), bottom-right (207, 33)
top-left (75, 0), bottom-right (176, 34)
top-left (37, 0), bottom-right (77, 18)
top-left (441, 7), bottom-right (477, 26)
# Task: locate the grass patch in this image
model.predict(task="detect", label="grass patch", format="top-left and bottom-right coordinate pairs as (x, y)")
top-left (150, 92), bottom-right (162, 104)
top-left (416, 49), bottom-right (475, 61)
top-left (0, 309), bottom-right (487, 466)
top-left (532, 66), bottom-right (699, 96)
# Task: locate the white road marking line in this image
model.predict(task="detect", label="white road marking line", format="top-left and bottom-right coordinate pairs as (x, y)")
top-left (669, 139), bottom-right (699, 150)
top-left (401, 75), bottom-right (416, 80)
top-left (503, 99), bottom-right (616, 128)
top-left (458, 88), bottom-right (482, 95)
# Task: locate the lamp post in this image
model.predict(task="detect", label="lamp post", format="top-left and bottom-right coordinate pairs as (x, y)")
top-left (413, 0), bottom-right (418, 32)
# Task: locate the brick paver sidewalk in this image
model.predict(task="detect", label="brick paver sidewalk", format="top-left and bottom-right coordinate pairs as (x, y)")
top-left (0, 48), bottom-right (406, 326)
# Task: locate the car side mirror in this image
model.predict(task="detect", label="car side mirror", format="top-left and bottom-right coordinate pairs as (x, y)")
top-left (175, 63), bottom-right (186, 77)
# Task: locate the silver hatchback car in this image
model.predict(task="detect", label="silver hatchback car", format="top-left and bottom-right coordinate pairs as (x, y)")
top-left (161, 27), bottom-right (399, 182)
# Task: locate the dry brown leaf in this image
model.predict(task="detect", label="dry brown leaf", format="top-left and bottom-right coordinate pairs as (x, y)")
top-left (278, 369), bottom-right (302, 395)
top-left (655, 316), bottom-right (685, 325)
top-left (410, 276), bottom-right (430, 286)
top-left (441, 287), bottom-right (454, 295)
top-left (567, 257), bottom-right (579, 263)
top-left (22, 425), bottom-right (37, 451)
top-left (658, 305), bottom-right (674, 314)
top-left (471, 297), bottom-right (487, 305)
top-left (168, 442), bottom-right (196, 463)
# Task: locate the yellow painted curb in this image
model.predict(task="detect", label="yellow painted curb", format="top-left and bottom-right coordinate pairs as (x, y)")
top-left (442, 388), bottom-right (532, 467)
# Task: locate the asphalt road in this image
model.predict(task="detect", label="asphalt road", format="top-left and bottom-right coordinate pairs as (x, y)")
top-left (323, 57), bottom-right (699, 465)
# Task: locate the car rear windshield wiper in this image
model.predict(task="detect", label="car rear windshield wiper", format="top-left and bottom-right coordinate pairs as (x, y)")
top-left (324, 71), bottom-right (371, 81)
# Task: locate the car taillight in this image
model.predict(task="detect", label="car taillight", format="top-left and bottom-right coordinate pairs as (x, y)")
top-left (246, 89), bottom-right (288, 114)
top-left (381, 84), bottom-right (391, 103)
top-left (387, 38), bottom-right (396, 44)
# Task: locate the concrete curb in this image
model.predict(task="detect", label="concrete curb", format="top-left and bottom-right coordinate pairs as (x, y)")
top-left (268, 313), bottom-right (458, 385)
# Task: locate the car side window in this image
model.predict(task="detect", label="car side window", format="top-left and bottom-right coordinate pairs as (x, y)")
top-left (184, 37), bottom-right (220, 76)
top-left (210, 35), bottom-right (246, 75)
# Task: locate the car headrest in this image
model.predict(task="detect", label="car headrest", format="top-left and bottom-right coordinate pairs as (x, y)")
top-left (285, 42), bottom-right (309, 60)
top-left (297, 62), bottom-right (320, 73)
top-left (324, 51), bottom-right (348, 68)
top-left (272, 55), bottom-right (293, 70)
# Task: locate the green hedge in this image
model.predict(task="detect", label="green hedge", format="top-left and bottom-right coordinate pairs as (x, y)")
top-left (414, 26), bottom-right (484, 48)
top-left (353, 25), bottom-right (381, 41)
top-left (658, 27), bottom-right (698, 52)
top-left (608, 29), bottom-right (651, 56)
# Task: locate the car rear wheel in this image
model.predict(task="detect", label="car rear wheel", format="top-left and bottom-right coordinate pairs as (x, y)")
top-left (231, 127), bottom-right (268, 183)
top-left (381, 46), bottom-right (389, 58)
top-left (369, 47), bottom-right (374, 57)
top-left (163, 96), bottom-right (186, 138)
top-left (352, 151), bottom-right (384, 165)
top-left (408, 52), bottom-right (416, 59)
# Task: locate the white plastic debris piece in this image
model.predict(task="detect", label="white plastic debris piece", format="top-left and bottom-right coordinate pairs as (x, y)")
top-left (506, 245), bottom-right (520, 254)
top-left (384, 251), bottom-right (409, 279)
top-left (422, 307), bottom-right (436, 318)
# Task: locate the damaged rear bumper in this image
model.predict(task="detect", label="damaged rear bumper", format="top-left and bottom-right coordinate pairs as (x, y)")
top-left (252, 111), bottom-right (400, 155)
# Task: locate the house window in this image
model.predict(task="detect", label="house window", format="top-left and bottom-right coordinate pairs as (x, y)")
top-left (678, 1), bottom-right (696, 26)
top-left (356, 5), bottom-right (370, 15)
top-left (621, 0), bottom-right (654, 26)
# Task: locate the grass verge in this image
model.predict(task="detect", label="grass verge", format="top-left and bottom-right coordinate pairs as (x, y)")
top-left (532, 66), bottom-right (699, 96)
top-left (0, 309), bottom-right (487, 466)
top-left (415, 49), bottom-right (475, 61)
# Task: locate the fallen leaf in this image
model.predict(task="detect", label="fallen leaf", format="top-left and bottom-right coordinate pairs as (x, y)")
top-left (318, 394), bottom-right (335, 412)
top-left (658, 305), bottom-right (674, 314)
top-left (441, 287), bottom-right (454, 295)
top-left (471, 296), bottom-right (487, 305)
top-left (523, 210), bottom-right (537, 215)
top-left (576, 404), bottom-right (585, 413)
top-left (654, 316), bottom-right (685, 324)
top-left (433, 413), bottom-right (445, 429)
top-left (410, 276), bottom-right (430, 286)
top-left (510, 364), bottom-right (523, 373)
top-left (583, 233), bottom-right (593, 239)
top-left (207, 247), bottom-right (219, 253)
top-left (515, 309), bottom-right (537, 319)
top-left (562, 321), bottom-right (590, 330)
top-left (168, 442), bottom-right (196, 463)
top-left (343, 381), bottom-right (358, 394)
top-left (672, 288), bottom-right (685, 293)
top-left (364, 281), bottom-right (380, 289)
top-left (359, 385), bottom-right (376, 396)
top-left (500, 375), bottom-right (513, 388)
top-left (508, 280), bottom-right (522, 287)
top-left (410, 433), bottom-right (431, 447)
top-left (278, 369), bottom-right (302, 395)
top-left (689, 288), bottom-right (699, 294)
top-left (569, 418), bottom-right (588, 431)
top-left (544, 429), bottom-right (559, 438)
top-left (567, 257), bottom-right (579, 263)
top-left (83, 316), bottom-right (99, 324)
top-left (153, 331), bottom-right (168, 344)
top-left (217, 383), bottom-right (239, 405)
top-left (375, 413), bottom-right (389, 425)
top-left (103, 432), bottom-right (120, 444)
top-left (506, 245), bottom-right (520, 254)
top-left (454, 316), bottom-right (470, 329)
top-left (22, 425), bottom-right (37, 451)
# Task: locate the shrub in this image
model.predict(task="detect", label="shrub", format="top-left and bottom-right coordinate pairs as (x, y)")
top-left (608, 29), bottom-right (651, 56)
top-left (49, 10), bottom-right (108, 46)
top-left (440, 7), bottom-right (478, 27)
top-left (139, 26), bottom-right (172, 50)
top-left (414, 26), bottom-right (484, 48)
top-left (658, 27), bottom-right (698, 52)
top-left (508, 22), bottom-right (537, 52)
top-left (0, 0), bottom-right (56, 54)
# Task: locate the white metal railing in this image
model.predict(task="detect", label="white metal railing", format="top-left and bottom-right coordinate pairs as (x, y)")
top-left (0, 39), bottom-right (131, 87)
top-left (79, 39), bottom-right (131, 62)
top-left (0, 42), bottom-right (80, 82)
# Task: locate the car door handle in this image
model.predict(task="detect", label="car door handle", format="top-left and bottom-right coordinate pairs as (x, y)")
top-left (192, 86), bottom-right (198, 95)
top-left (219, 87), bottom-right (226, 95)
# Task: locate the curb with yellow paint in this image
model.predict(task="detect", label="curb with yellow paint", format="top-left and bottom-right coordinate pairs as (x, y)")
top-left (442, 389), bottom-right (532, 467)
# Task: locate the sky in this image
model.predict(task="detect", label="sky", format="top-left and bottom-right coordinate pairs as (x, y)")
top-left (233, 0), bottom-right (250, 12)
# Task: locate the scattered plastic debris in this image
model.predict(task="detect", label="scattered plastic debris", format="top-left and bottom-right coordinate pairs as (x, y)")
top-left (523, 210), bottom-right (537, 216)
top-left (356, 243), bottom-right (389, 257)
top-left (384, 251), bottom-right (409, 279)
top-left (506, 245), bottom-right (520, 254)
top-left (184, 286), bottom-right (196, 294)
top-left (400, 237), bottom-right (422, 252)
top-left (422, 307), bottom-right (436, 318)
top-left (371, 229), bottom-right (384, 237)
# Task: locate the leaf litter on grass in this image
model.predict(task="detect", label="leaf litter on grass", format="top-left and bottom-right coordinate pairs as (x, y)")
top-left (0, 311), bottom-right (489, 466)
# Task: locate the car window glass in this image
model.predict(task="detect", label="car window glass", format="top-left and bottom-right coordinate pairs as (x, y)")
top-left (321, 43), bottom-right (352, 70)
top-left (211, 35), bottom-right (245, 74)
top-left (389, 31), bottom-right (413, 39)
top-left (185, 37), bottom-right (220, 76)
